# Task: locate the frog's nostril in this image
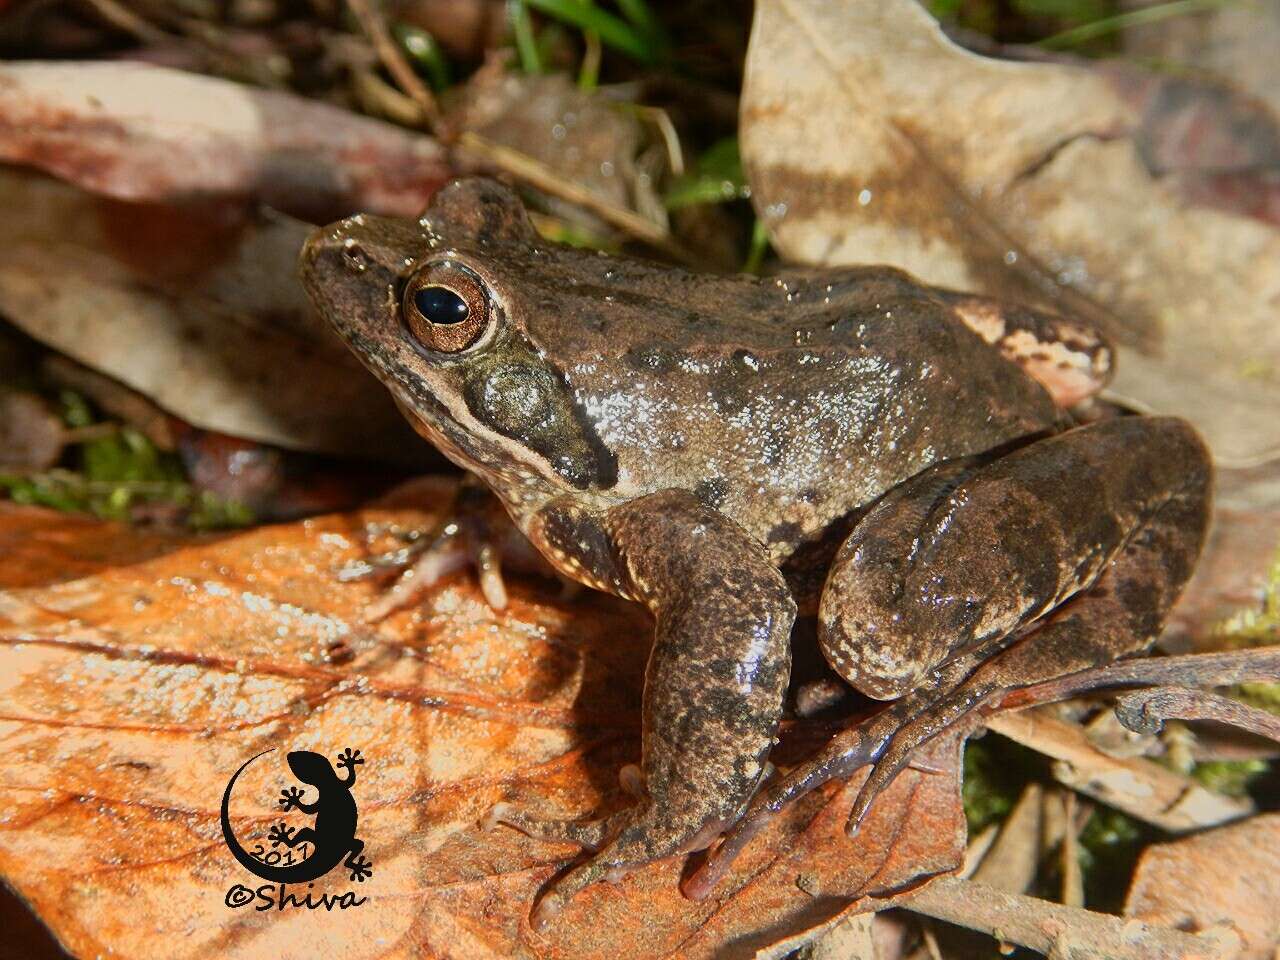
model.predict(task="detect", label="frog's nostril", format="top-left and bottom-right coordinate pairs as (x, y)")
top-left (340, 238), bottom-right (370, 274)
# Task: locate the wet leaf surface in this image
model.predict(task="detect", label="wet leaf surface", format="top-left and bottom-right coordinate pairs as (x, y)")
top-left (0, 499), bottom-right (967, 959)
top-left (740, 0), bottom-right (1280, 465)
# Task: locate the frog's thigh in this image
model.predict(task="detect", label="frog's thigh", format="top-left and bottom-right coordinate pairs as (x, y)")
top-left (819, 416), bottom-right (1211, 700)
top-left (525, 490), bottom-right (796, 926)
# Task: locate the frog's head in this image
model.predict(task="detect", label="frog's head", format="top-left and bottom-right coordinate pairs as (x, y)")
top-left (299, 178), bottom-right (617, 499)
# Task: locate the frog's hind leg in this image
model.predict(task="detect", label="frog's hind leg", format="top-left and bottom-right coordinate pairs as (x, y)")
top-left (687, 416), bottom-right (1210, 898)
top-left (491, 490), bottom-right (795, 928)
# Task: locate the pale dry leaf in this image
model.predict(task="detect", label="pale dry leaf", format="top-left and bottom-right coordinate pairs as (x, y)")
top-left (0, 60), bottom-right (452, 220)
top-left (1126, 813), bottom-right (1280, 960)
top-left (905, 876), bottom-right (1241, 960)
top-left (0, 167), bottom-right (427, 461)
top-left (740, 0), bottom-right (1280, 465)
top-left (987, 709), bottom-right (1254, 833)
top-left (0, 500), bottom-right (968, 960)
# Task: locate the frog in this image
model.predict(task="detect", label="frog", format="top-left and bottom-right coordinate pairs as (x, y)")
top-left (299, 177), bottom-right (1212, 926)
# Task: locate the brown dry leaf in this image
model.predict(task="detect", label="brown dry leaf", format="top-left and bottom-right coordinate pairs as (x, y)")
top-left (0, 60), bottom-right (452, 221)
top-left (0, 390), bottom-right (63, 470)
top-left (1165, 463), bottom-right (1280, 651)
top-left (0, 497), bottom-right (967, 959)
top-left (1125, 813), bottom-right (1280, 960)
top-left (740, 0), bottom-right (1280, 466)
top-left (0, 167), bottom-right (428, 462)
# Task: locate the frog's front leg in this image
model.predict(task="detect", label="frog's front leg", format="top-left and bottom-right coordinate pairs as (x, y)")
top-left (689, 416), bottom-right (1211, 896)
top-left (495, 490), bottom-right (795, 928)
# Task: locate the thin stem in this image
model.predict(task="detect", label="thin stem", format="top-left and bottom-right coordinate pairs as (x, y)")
top-left (509, 0), bottom-right (543, 73)
top-left (456, 131), bottom-right (697, 264)
top-left (743, 218), bottom-right (770, 274)
top-left (578, 30), bottom-right (601, 89)
top-left (1038, 0), bottom-right (1240, 50)
top-left (346, 0), bottom-right (440, 128)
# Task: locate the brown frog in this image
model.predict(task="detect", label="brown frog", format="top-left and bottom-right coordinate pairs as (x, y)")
top-left (299, 178), bottom-right (1211, 925)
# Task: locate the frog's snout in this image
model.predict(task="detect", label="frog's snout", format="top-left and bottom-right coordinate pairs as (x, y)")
top-left (298, 220), bottom-right (368, 285)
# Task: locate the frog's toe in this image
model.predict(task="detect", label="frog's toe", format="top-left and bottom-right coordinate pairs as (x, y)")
top-left (362, 528), bottom-right (491, 621)
top-left (486, 803), bottom-right (619, 851)
top-left (528, 806), bottom-right (726, 930)
top-left (354, 482), bottom-right (559, 620)
top-left (683, 729), bottom-right (881, 900)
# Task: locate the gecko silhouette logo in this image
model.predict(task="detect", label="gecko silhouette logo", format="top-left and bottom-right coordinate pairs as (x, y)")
top-left (220, 748), bottom-right (372, 913)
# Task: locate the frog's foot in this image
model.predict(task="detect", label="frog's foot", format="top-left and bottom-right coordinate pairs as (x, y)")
top-left (486, 761), bottom-right (648, 849)
top-left (526, 803), bottom-right (731, 931)
top-left (682, 672), bottom-right (982, 901)
top-left (348, 479), bottom-right (545, 620)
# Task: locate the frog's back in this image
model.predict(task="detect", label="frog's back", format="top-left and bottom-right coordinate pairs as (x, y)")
top-left (515, 253), bottom-right (1063, 561)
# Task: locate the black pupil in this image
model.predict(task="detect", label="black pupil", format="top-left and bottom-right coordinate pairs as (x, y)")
top-left (413, 286), bottom-right (469, 325)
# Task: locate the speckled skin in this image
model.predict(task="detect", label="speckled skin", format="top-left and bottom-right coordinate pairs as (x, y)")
top-left (299, 179), bottom-right (1211, 923)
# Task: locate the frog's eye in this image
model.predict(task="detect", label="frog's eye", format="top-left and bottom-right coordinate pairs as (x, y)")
top-left (401, 261), bottom-right (492, 353)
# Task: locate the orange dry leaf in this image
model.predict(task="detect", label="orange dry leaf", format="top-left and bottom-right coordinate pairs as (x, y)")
top-left (0, 497), bottom-right (966, 959)
top-left (1126, 813), bottom-right (1280, 960)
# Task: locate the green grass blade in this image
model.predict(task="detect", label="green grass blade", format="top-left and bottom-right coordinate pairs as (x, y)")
top-left (509, 0), bottom-right (543, 73)
top-left (524, 0), bottom-right (658, 62)
top-left (1038, 0), bottom-right (1238, 49)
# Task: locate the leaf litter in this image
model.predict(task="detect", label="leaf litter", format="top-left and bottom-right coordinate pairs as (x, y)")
top-left (0, 0), bottom-right (1278, 956)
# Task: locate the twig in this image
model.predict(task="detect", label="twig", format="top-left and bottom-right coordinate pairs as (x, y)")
top-left (345, 0), bottom-right (441, 129)
top-left (987, 709), bottom-right (1254, 832)
top-left (1001, 647), bottom-right (1280, 710)
top-left (961, 822), bottom-right (999, 877)
top-left (454, 130), bottom-right (698, 264)
top-left (1116, 685), bottom-right (1280, 743)
top-left (1060, 791), bottom-right (1083, 909)
top-left (81, 0), bottom-right (170, 44)
top-left (902, 877), bottom-right (1242, 960)
top-left (971, 782), bottom-right (1044, 894)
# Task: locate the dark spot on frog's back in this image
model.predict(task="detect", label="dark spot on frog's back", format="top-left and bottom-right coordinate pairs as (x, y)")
top-left (625, 345), bottom-right (681, 373)
top-left (694, 477), bottom-right (729, 509)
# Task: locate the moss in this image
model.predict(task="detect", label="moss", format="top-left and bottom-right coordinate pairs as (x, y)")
top-left (0, 390), bottom-right (252, 530)
top-left (962, 735), bottom-right (1046, 834)
top-left (1214, 553), bottom-right (1280, 649)
top-left (1077, 807), bottom-right (1150, 912)
top-left (1190, 759), bottom-right (1269, 798)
